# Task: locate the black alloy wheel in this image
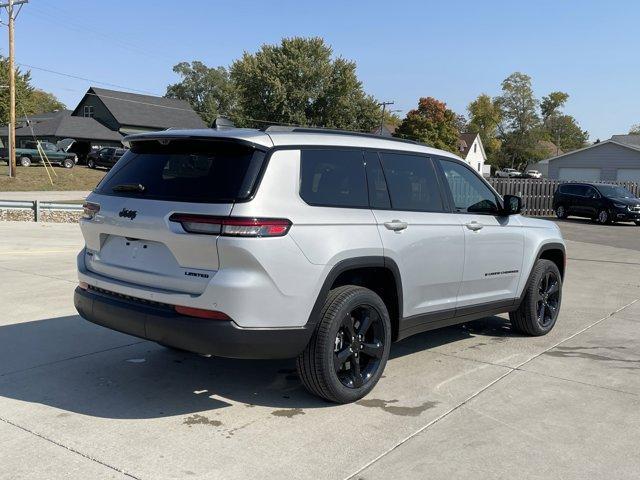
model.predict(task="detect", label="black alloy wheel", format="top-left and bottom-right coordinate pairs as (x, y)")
top-left (536, 271), bottom-right (560, 328)
top-left (333, 305), bottom-right (386, 389)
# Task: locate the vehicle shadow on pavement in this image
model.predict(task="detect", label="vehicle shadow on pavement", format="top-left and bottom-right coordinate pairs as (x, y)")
top-left (0, 314), bottom-right (519, 418)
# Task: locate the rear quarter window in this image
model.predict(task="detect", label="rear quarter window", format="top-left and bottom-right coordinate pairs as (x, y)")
top-left (299, 149), bottom-right (368, 208)
top-left (96, 140), bottom-right (265, 203)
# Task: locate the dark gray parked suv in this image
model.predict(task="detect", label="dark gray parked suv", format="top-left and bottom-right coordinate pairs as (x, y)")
top-left (553, 183), bottom-right (640, 225)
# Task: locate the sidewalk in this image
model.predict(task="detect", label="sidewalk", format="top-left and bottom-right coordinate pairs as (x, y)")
top-left (0, 190), bottom-right (90, 202)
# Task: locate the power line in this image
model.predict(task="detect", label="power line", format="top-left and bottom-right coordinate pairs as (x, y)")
top-left (17, 62), bottom-right (162, 95)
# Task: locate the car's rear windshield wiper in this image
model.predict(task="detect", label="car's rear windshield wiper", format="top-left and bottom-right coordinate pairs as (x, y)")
top-left (112, 183), bottom-right (146, 193)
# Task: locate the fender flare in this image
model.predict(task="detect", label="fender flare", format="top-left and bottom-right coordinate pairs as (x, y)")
top-left (517, 242), bottom-right (566, 305)
top-left (305, 256), bottom-right (403, 327)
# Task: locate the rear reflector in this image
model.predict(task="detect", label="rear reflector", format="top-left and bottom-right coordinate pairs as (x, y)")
top-left (78, 281), bottom-right (89, 290)
top-left (174, 305), bottom-right (231, 320)
top-left (169, 214), bottom-right (291, 237)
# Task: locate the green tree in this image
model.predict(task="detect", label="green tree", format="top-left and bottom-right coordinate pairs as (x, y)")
top-left (395, 97), bottom-right (460, 152)
top-left (467, 93), bottom-right (502, 163)
top-left (230, 37), bottom-right (380, 130)
top-left (0, 56), bottom-right (65, 124)
top-left (540, 91), bottom-right (588, 152)
top-left (629, 124), bottom-right (640, 135)
top-left (495, 72), bottom-right (542, 168)
top-left (166, 61), bottom-right (237, 125)
top-left (540, 91), bottom-right (569, 120)
top-left (27, 89), bottom-right (66, 115)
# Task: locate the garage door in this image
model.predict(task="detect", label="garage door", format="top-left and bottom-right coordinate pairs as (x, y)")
top-left (616, 169), bottom-right (640, 183)
top-left (558, 168), bottom-right (601, 181)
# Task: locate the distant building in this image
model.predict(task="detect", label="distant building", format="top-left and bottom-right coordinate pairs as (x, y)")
top-left (370, 123), bottom-right (398, 137)
top-left (0, 87), bottom-right (206, 160)
top-left (457, 133), bottom-right (490, 177)
top-left (532, 136), bottom-right (640, 182)
top-left (72, 87), bottom-right (206, 136)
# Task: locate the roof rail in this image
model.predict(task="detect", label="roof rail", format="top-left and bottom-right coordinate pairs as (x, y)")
top-left (261, 125), bottom-right (421, 146)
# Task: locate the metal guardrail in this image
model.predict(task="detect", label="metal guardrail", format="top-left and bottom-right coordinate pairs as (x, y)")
top-left (0, 199), bottom-right (83, 221)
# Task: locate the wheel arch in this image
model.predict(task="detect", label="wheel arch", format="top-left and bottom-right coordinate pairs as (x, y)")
top-left (307, 256), bottom-right (403, 341)
top-left (518, 242), bottom-right (566, 305)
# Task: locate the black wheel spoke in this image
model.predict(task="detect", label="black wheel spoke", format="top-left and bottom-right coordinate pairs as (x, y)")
top-left (547, 281), bottom-right (559, 296)
top-left (344, 315), bottom-right (355, 339)
top-left (537, 301), bottom-right (545, 321)
top-left (334, 347), bottom-right (352, 370)
top-left (351, 357), bottom-right (363, 388)
top-left (357, 311), bottom-right (373, 336)
top-left (361, 340), bottom-right (384, 359)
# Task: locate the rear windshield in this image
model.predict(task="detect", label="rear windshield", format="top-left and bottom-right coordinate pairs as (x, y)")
top-left (95, 140), bottom-right (265, 203)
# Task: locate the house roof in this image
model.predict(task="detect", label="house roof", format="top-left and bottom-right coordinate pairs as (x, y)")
top-left (370, 123), bottom-right (398, 137)
top-left (540, 139), bottom-right (640, 164)
top-left (72, 87), bottom-right (207, 130)
top-left (457, 133), bottom-right (477, 157)
top-left (18, 110), bottom-right (72, 124)
top-left (0, 111), bottom-right (123, 142)
top-left (610, 134), bottom-right (640, 147)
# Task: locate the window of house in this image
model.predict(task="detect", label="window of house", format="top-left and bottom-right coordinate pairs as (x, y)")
top-left (474, 143), bottom-right (477, 153)
top-left (83, 105), bottom-right (94, 118)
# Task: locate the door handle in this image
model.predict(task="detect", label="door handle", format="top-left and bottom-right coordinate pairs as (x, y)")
top-left (465, 221), bottom-right (483, 231)
top-left (384, 220), bottom-right (408, 231)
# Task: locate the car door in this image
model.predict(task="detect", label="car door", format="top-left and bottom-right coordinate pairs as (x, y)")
top-left (436, 158), bottom-right (524, 309)
top-left (368, 151), bottom-right (465, 320)
top-left (583, 186), bottom-right (601, 217)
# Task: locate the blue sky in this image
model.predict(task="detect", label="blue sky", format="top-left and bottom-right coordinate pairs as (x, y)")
top-left (7, 0), bottom-right (640, 140)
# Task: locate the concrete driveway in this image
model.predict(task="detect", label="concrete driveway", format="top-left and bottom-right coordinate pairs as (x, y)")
top-left (0, 220), bottom-right (639, 480)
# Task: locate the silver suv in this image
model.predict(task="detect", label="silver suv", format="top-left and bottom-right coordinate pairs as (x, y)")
top-left (75, 127), bottom-right (566, 403)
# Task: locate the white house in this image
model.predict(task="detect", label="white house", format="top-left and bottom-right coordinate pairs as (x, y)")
top-left (458, 133), bottom-right (490, 177)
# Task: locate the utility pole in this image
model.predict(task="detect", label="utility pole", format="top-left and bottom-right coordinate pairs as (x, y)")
top-left (1, 0), bottom-right (28, 178)
top-left (377, 101), bottom-right (394, 136)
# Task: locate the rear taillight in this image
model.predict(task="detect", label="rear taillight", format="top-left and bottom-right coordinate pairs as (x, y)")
top-left (82, 202), bottom-right (100, 220)
top-left (174, 305), bottom-right (230, 320)
top-left (169, 214), bottom-right (291, 238)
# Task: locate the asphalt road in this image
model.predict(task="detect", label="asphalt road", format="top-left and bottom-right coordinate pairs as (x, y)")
top-left (0, 220), bottom-right (639, 480)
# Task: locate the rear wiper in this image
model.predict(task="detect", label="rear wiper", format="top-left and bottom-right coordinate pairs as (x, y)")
top-left (112, 183), bottom-right (146, 193)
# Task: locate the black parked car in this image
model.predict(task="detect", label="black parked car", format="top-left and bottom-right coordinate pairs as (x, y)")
top-left (553, 182), bottom-right (640, 225)
top-left (86, 147), bottom-right (126, 170)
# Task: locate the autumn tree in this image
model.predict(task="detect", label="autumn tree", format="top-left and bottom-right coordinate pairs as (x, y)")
top-left (467, 93), bottom-right (501, 163)
top-left (395, 97), bottom-right (460, 152)
top-left (230, 37), bottom-right (380, 130)
top-left (165, 61), bottom-right (237, 125)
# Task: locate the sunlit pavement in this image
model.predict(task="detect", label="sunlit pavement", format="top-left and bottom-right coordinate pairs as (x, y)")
top-left (0, 220), bottom-right (639, 480)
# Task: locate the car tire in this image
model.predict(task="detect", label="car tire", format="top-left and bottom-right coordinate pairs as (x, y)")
top-left (555, 205), bottom-right (568, 219)
top-left (20, 156), bottom-right (31, 167)
top-left (62, 158), bottom-right (74, 169)
top-left (596, 209), bottom-right (610, 224)
top-left (87, 159), bottom-right (95, 169)
top-left (510, 259), bottom-right (562, 336)
top-left (296, 285), bottom-right (391, 404)
top-left (635, 220), bottom-right (640, 226)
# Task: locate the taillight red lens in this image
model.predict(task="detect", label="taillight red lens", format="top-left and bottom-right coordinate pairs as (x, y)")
top-left (82, 202), bottom-right (100, 220)
top-left (169, 214), bottom-right (291, 237)
top-left (175, 305), bottom-right (230, 320)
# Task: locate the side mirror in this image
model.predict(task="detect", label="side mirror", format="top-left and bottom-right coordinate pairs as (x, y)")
top-left (502, 194), bottom-right (523, 215)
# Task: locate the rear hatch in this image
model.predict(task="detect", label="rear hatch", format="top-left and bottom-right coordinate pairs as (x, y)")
top-left (81, 138), bottom-right (267, 294)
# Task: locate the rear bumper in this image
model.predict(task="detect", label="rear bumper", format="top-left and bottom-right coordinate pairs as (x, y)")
top-left (74, 287), bottom-right (314, 359)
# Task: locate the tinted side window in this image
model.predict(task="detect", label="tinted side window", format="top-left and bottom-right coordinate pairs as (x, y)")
top-left (439, 159), bottom-right (499, 214)
top-left (573, 185), bottom-right (588, 196)
top-left (364, 151), bottom-right (390, 209)
top-left (300, 149), bottom-right (368, 208)
top-left (379, 153), bottom-right (444, 212)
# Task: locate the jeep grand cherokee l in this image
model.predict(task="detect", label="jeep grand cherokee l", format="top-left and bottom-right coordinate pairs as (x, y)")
top-left (75, 126), bottom-right (566, 403)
